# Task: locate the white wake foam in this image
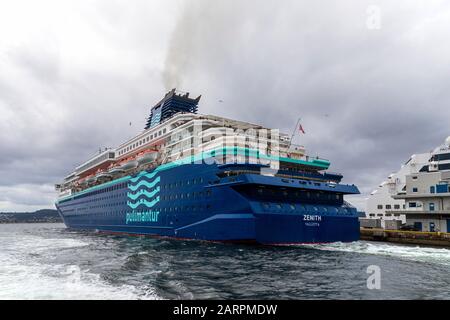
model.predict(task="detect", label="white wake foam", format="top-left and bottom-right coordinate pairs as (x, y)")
top-left (300, 241), bottom-right (450, 267)
top-left (0, 230), bottom-right (160, 300)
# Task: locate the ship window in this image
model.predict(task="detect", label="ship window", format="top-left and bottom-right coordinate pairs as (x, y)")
top-left (394, 204), bottom-right (400, 209)
top-left (409, 202), bottom-right (417, 208)
top-left (386, 205), bottom-right (392, 209)
top-left (377, 205), bottom-right (383, 209)
top-left (163, 128), bottom-right (167, 134)
top-left (412, 187), bottom-right (418, 193)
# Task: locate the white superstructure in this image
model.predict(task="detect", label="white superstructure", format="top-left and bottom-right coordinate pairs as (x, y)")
top-left (56, 110), bottom-right (310, 198)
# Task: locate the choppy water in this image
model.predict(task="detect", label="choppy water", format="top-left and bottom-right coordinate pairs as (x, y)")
top-left (0, 223), bottom-right (449, 300)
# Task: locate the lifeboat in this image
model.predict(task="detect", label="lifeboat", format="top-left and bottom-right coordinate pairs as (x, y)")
top-left (121, 159), bottom-right (138, 170)
top-left (96, 171), bottom-right (113, 181)
top-left (108, 165), bottom-right (125, 176)
top-left (137, 152), bottom-right (157, 165)
top-left (85, 175), bottom-right (96, 184)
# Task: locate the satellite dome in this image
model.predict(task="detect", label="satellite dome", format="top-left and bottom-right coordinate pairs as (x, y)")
top-left (445, 136), bottom-right (450, 147)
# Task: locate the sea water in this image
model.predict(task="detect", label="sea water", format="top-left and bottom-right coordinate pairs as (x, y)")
top-left (0, 223), bottom-right (449, 300)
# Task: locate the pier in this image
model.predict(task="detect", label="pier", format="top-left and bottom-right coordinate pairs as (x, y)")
top-left (360, 228), bottom-right (450, 247)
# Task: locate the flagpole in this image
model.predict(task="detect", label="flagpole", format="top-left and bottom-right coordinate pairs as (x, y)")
top-left (288, 117), bottom-right (301, 149)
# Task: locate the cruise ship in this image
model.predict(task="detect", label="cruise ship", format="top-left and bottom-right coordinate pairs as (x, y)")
top-left (55, 89), bottom-right (360, 245)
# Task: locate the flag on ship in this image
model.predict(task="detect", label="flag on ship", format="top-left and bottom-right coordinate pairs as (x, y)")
top-left (299, 123), bottom-right (305, 134)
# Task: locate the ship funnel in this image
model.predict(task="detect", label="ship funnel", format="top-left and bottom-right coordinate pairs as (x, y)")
top-left (145, 89), bottom-right (201, 130)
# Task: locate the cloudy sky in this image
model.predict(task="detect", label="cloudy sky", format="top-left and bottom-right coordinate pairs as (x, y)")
top-left (1, 0), bottom-right (449, 212)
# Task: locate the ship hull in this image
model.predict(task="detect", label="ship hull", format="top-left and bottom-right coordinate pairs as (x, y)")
top-left (56, 163), bottom-right (360, 245)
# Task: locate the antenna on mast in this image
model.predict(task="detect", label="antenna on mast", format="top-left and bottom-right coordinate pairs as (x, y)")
top-left (288, 118), bottom-right (302, 149)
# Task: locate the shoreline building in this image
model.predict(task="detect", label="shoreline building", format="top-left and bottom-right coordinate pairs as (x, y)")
top-left (365, 153), bottom-right (430, 228)
top-left (389, 137), bottom-right (450, 233)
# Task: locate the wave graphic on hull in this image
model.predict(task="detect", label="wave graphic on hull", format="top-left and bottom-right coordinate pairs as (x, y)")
top-left (129, 171), bottom-right (158, 184)
top-left (127, 197), bottom-right (160, 210)
top-left (128, 176), bottom-right (161, 192)
top-left (127, 187), bottom-right (161, 201)
top-left (127, 172), bottom-right (161, 210)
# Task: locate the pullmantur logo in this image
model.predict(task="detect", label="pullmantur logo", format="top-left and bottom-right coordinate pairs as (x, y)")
top-left (126, 171), bottom-right (161, 224)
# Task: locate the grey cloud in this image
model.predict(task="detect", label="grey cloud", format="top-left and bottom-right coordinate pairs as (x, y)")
top-left (163, 0), bottom-right (450, 200)
top-left (1, 0), bottom-right (450, 211)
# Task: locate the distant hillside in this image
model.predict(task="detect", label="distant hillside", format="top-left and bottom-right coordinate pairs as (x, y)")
top-left (0, 209), bottom-right (62, 224)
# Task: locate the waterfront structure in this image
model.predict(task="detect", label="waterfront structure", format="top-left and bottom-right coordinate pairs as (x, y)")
top-left (389, 137), bottom-right (450, 233)
top-left (55, 89), bottom-right (360, 244)
top-left (365, 153), bottom-right (430, 228)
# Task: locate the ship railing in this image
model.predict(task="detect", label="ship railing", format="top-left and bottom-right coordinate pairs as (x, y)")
top-left (324, 171), bottom-right (343, 176)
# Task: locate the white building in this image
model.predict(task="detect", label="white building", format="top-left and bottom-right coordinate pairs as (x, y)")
top-left (391, 137), bottom-right (450, 233)
top-left (365, 152), bottom-right (431, 228)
